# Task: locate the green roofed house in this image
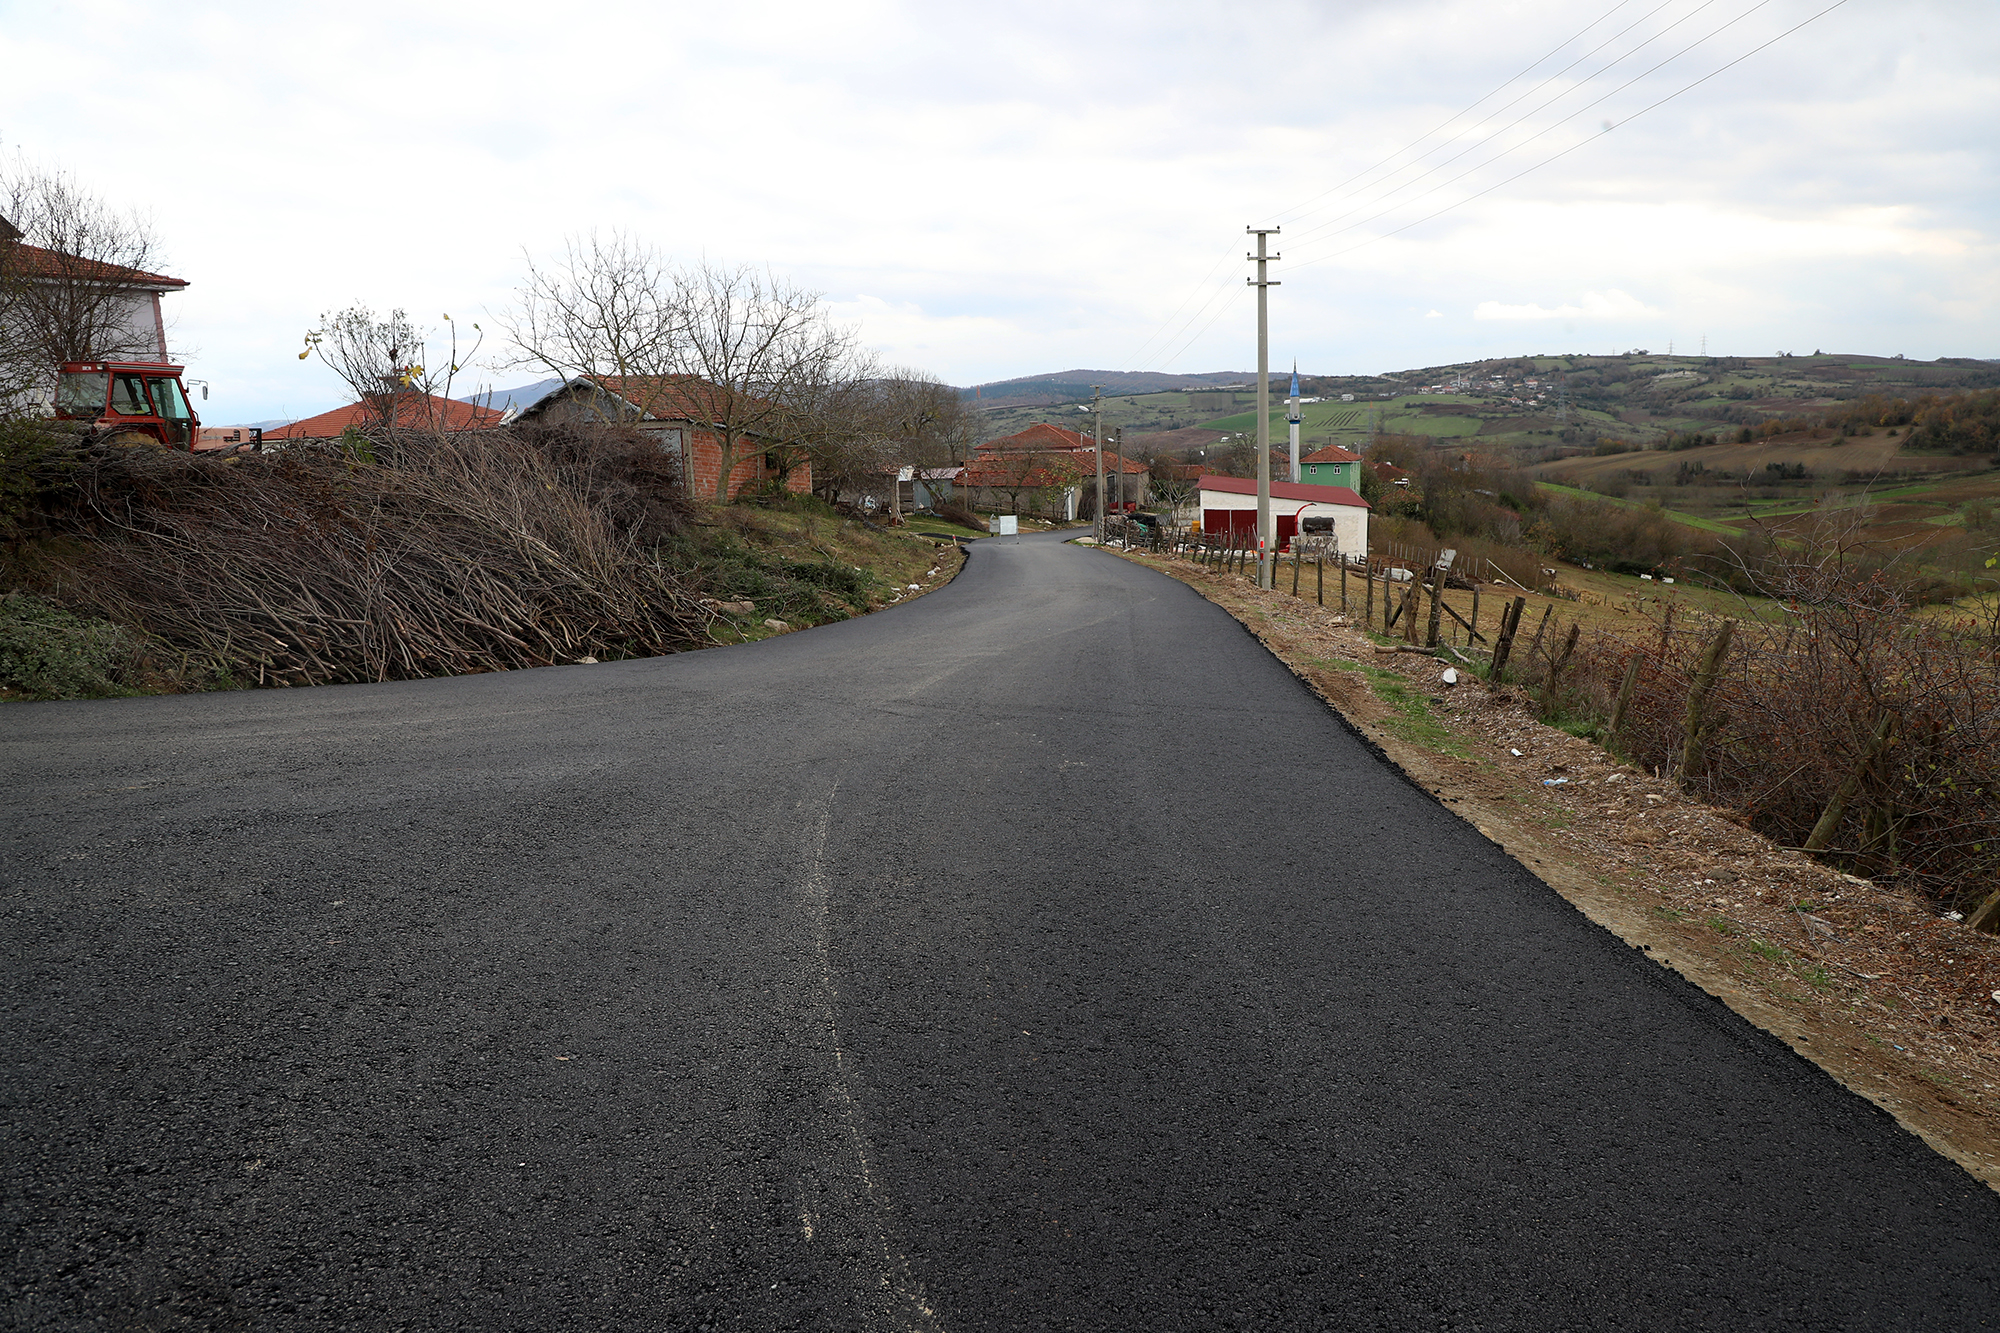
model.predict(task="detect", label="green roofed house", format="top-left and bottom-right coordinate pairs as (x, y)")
top-left (1298, 443), bottom-right (1362, 490)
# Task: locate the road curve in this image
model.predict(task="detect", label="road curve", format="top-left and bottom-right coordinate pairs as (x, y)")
top-left (5, 530), bottom-right (1997, 1331)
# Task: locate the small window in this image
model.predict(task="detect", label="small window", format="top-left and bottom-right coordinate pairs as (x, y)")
top-left (652, 427), bottom-right (684, 456)
top-left (56, 371), bottom-right (108, 417)
top-left (109, 375), bottom-right (152, 415)
top-left (764, 451), bottom-right (780, 472)
top-left (147, 377), bottom-right (191, 421)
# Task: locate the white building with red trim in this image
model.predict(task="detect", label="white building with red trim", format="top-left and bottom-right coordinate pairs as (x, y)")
top-left (1196, 474), bottom-right (1369, 556)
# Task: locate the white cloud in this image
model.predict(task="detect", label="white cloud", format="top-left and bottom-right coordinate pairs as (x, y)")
top-left (1475, 290), bottom-right (1660, 321)
top-left (1, 0), bottom-right (1995, 415)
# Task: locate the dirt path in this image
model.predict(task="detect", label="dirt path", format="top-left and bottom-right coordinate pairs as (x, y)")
top-left (1110, 545), bottom-right (2000, 1193)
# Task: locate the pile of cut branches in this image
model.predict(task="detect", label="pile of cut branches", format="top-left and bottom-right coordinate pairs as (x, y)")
top-left (45, 422), bottom-right (712, 686)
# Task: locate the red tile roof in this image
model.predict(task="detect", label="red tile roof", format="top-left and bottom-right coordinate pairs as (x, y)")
top-left (3, 242), bottom-right (187, 289)
top-left (1196, 474), bottom-right (1369, 508)
top-left (960, 455), bottom-right (1089, 489)
top-left (587, 374), bottom-right (749, 425)
top-left (1302, 443), bottom-right (1362, 463)
top-left (262, 393), bottom-right (504, 440)
top-left (976, 422), bottom-right (1093, 453)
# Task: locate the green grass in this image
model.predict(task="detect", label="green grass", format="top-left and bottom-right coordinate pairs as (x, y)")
top-left (1316, 653), bottom-right (1472, 757)
top-left (1653, 905), bottom-right (1686, 922)
top-left (1533, 481), bottom-right (1744, 536)
top-left (1747, 939), bottom-right (1788, 963)
top-left (1707, 915), bottom-right (1741, 938)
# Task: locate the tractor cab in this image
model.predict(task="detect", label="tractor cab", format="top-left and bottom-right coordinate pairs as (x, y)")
top-left (54, 361), bottom-right (201, 450)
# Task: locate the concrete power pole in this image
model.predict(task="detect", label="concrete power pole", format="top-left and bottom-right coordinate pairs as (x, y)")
top-left (1247, 227), bottom-right (1280, 589)
top-left (1091, 383), bottom-right (1105, 544)
top-left (1287, 361), bottom-right (1302, 483)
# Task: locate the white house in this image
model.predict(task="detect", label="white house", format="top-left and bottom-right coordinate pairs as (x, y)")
top-left (1196, 474), bottom-right (1369, 557)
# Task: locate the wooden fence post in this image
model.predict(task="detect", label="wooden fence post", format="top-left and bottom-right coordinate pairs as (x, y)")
top-left (1292, 549), bottom-right (1301, 597)
top-left (1608, 652), bottom-right (1642, 738)
top-left (1364, 562), bottom-right (1374, 626)
top-left (1677, 617), bottom-right (1736, 782)
top-left (1525, 605), bottom-right (1553, 672)
top-left (1340, 558), bottom-right (1348, 611)
top-left (1424, 550), bottom-right (1457, 649)
top-left (1803, 710), bottom-right (1897, 853)
top-left (1489, 596), bottom-right (1527, 681)
top-left (1316, 554), bottom-right (1324, 606)
top-left (1470, 584), bottom-right (1480, 637)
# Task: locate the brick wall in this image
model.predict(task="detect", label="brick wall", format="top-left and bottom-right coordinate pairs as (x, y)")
top-left (684, 427), bottom-right (813, 500)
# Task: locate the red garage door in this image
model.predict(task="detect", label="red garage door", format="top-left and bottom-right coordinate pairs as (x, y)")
top-left (1201, 509), bottom-right (1256, 535)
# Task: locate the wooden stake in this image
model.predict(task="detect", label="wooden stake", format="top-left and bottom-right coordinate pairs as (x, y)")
top-left (1316, 554), bottom-right (1324, 606)
top-left (1609, 652), bottom-right (1642, 738)
top-left (1678, 617), bottom-right (1736, 782)
top-left (1489, 596), bottom-right (1527, 680)
top-left (1803, 709), bottom-right (1897, 853)
top-left (1292, 549), bottom-right (1301, 597)
top-left (1526, 604), bottom-right (1553, 671)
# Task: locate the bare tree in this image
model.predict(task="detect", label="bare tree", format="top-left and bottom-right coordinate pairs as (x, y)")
top-left (505, 246), bottom-right (862, 500)
top-left (500, 231), bottom-right (680, 415)
top-left (0, 155), bottom-right (168, 412)
top-left (300, 305), bottom-right (482, 433)
top-left (870, 368), bottom-right (974, 508)
top-left (670, 263), bottom-right (858, 501)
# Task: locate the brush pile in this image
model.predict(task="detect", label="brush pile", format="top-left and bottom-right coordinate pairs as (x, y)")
top-left (45, 422), bottom-right (712, 686)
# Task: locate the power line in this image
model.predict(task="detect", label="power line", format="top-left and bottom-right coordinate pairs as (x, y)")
top-left (1129, 0), bottom-right (1658, 371)
top-left (1285, 0), bottom-right (1845, 272)
top-left (1119, 243), bottom-right (1239, 370)
top-left (1284, 0), bottom-right (1740, 250)
top-left (1269, 0), bottom-right (1649, 227)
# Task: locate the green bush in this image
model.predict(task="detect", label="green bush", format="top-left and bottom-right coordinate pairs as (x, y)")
top-left (0, 593), bottom-right (142, 700)
top-left (0, 418), bottom-right (83, 542)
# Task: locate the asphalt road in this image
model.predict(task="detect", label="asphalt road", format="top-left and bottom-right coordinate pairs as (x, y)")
top-left (6, 530), bottom-right (1998, 1332)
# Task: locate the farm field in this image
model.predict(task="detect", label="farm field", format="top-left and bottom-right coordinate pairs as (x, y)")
top-left (1534, 438), bottom-right (2000, 541)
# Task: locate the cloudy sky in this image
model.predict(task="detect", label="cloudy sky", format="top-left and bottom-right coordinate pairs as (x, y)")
top-left (3, 0), bottom-right (1994, 423)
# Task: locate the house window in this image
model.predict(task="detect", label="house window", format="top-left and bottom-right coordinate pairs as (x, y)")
top-left (764, 451), bottom-right (780, 472)
top-left (651, 427), bottom-right (684, 457)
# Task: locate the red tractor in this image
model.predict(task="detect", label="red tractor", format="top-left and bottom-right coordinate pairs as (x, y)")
top-left (52, 360), bottom-right (202, 450)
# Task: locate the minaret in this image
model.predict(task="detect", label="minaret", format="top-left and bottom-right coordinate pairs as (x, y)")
top-left (1287, 362), bottom-right (1302, 483)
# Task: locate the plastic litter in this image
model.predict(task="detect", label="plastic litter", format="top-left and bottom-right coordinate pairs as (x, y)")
top-left (1542, 777), bottom-right (1570, 786)
top-left (1440, 667), bottom-right (1459, 687)
top-left (1509, 748), bottom-right (1523, 757)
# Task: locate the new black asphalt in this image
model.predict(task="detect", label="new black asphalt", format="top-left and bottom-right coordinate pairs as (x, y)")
top-left (6, 531), bottom-right (1997, 1331)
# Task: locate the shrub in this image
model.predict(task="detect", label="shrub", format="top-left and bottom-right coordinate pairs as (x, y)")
top-left (0, 592), bottom-right (142, 700)
top-left (1557, 533), bottom-right (2000, 916)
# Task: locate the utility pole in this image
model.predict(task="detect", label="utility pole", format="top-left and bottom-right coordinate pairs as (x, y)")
top-left (1247, 226), bottom-right (1280, 589)
top-left (1091, 384), bottom-right (1105, 543)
